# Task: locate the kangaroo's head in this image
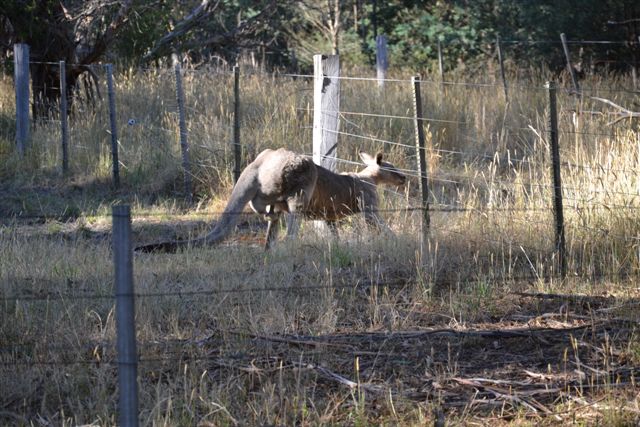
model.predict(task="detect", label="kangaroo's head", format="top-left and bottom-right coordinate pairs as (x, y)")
top-left (358, 152), bottom-right (406, 186)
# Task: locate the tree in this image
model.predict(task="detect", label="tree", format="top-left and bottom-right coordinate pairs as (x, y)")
top-left (0, 0), bottom-right (139, 119)
top-left (141, 0), bottom-right (283, 65)
top-left (0, 0), bottom-right (286, 119)
top-left (286, 1), bottom-right (367, 67)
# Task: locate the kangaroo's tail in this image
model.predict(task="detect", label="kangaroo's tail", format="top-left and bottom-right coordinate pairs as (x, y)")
top-left (135, 167), bottom-right (258, 253)
top-left (201, 167), bottom-right (258, 245)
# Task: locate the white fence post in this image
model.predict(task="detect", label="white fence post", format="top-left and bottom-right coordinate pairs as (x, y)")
top-left (376, 35), bottom-right (388, 88)
top-left (312, 54), bottom-right (340, 172)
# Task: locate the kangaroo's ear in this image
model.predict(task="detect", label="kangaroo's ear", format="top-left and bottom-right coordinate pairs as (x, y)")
top-left (375, 152), bottom-right (383, 165)
top-left (359, 151), bottom-right (376, 165)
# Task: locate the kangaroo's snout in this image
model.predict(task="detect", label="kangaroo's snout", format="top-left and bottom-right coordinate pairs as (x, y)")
top-left (378, 160), bottom-right (406, 187)
top-left (386, 171), bottom-right (406, 186)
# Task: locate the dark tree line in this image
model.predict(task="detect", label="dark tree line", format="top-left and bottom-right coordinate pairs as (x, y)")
top-left (1, 1), bottom-right (639, 118)
top-left (0, 0), bottom-right (287, 118)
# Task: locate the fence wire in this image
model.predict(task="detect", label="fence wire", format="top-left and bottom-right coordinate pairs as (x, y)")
top-left (2, 62), bottom-right (639, 303)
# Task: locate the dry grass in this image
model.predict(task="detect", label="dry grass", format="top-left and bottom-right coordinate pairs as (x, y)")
top-left (1, 63), bottom-right (640, 425)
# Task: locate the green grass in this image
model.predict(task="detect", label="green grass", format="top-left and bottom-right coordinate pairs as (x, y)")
top-left (1, 64), bottom-right (640, 425)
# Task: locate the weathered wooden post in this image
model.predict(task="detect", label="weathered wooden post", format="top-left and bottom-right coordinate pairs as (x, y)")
top-left (412, 76), bottom-right (430, 246)
top-left (14, 43), bottom-right (30, 155)
top-left (105, 64), bottom-right (121, 188)
top-left (112, 204), bottom-right (139, 427)
top-left (546, 81), bottom-right (567, 279)
top-left (312, 54), bottom-right (340, 171)
top-left (233, 65), bottom-right (241, 183)
top-left (437, 40), bottom-right (445, 94)
top-left (560, 33), bottom-right (580, 94)
top-left (305, 54), bottom-right (341, 236)
top-left (59, 60), bottom-right (69, 174)
top-left (634, 36), bottom-right (640, 91)
top-left (173, 56), bottom-right (193, 202)
top-left (376, 35), bottom-right (388, 88)
top-left (496, 35), bottom-right (509, 103)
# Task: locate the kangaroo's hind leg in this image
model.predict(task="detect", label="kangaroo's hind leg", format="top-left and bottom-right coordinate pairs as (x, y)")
top-left (326, 220), bottom-right (339, 238)
top-left (285, 213), bottom-right (301, 238)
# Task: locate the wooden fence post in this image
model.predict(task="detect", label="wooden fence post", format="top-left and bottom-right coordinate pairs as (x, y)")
top-left (14, 43), bottom-right (30, 155)
top-left (59, 60), bottom-right (69, 174)
top-left (412, 76), bottom-right (430, 245)
top-left (173, 57), bottom-right (193, 202)
top-left (437, 40), bottom-right (445, 94)
top-left (233, 65), bottom-right (241, 183)
top-left (560, 33), bottom-right (580, 94)
top-left (112, 204), bottom-right (139, 427)
top-left (312, 54), bottom-right (340, 171)
top-left (496, 35), bottom-right (509, 103)
top-left (635, 36), bottom-right (640, 91)
top-left (376, 35), bottom-right (388, 88)
top-left (546, 81), bottom-right (567, 279)
top-left (105, 64), bottom-right (121, 188)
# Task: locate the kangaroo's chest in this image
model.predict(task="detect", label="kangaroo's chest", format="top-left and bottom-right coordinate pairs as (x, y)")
top-left (307, 178), bottom-right (368, 220)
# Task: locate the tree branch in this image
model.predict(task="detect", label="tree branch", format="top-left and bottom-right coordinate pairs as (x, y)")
top-left (591, 96), bottom-right (640, 125)
top-left (77, 0), bottom-right (134, 65)
top-left (142, 0), bottom-right (219, 62)
top-left (607, 18), bottom-right (640, 26)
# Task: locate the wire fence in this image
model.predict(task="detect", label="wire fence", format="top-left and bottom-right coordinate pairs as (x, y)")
top-left (1, 55), bottom-right (639, 233)
top-left (3, 42), bottom-right (640, 423)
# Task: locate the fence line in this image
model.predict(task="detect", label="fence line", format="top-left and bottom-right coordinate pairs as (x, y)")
top-left (339, 109), bottom-right (471, 125)
top-left (3, 265), bottom-right (638, 306)
top-left (173, 67), bottom-right (640, 93)
top-left (2, 59), bottom-right (639, 245)
top-left (501, 39), bottom-right (640, 45)
top-left (0, 208), bottom-right (635, 257)
top-left (5, 41), bottom-right (640, 424)
top-left (5, 200), bottom-right (640, 225)
top-left (7, 60), bottom-right (638, 93)
top-left (177, 70), bottom-right (640, 92)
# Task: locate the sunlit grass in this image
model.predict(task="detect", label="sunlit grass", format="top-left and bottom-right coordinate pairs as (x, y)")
top-left (1, 64), bottom-right (640, 424)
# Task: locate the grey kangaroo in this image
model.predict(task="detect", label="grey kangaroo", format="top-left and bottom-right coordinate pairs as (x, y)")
top-left (135, 148), bottom-right (406, 252)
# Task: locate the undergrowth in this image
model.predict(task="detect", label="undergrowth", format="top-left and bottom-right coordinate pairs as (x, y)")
top-left (1, 64), bottom-right (639, 425)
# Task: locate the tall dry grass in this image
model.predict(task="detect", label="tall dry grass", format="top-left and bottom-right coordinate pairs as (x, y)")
top-left (1, 63), bottom-right (640, 425)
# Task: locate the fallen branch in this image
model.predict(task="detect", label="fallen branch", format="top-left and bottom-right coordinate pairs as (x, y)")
top-left (591, 97), bottom-right (640, 125)
top-left (513, 291), bottom-right (616, 305)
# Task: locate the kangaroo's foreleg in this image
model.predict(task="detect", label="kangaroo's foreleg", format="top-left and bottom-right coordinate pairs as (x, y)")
top-left (284, 191), bottom-right (311, 239)
top-left (264, 212), bottom-right (281, 250)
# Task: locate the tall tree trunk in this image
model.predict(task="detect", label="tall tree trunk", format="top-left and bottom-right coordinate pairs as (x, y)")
top-left (327, 0), bottom-right (341, 55)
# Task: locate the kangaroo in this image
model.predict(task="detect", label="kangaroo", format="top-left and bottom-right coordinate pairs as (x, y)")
top-left (270, 151), bottom-right (406, 245)
top-left (136, 148), bottom-right (317, 252)
top-left (135, 149), bottom-right (405, 252)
